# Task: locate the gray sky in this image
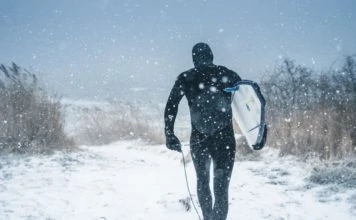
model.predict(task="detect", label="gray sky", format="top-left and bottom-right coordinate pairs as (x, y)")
top-left (1, 0), bottom-right (356, 102)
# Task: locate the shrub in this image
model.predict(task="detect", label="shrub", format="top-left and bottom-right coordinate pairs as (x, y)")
top-left (309, 158), bottom-right (356, 188)
top-left (0, 63), bottom-right (74, 153)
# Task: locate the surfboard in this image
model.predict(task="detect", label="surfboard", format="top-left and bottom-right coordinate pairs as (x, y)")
top-left (224, 80), bottom-right (267, 150)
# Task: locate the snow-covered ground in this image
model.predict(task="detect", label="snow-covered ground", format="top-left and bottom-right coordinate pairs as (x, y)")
top-left (0, 141), bottom-right (355, 220)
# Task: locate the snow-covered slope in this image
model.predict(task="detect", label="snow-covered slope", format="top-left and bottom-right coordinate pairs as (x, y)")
top-left (0, 141), bottom-right (355, 219)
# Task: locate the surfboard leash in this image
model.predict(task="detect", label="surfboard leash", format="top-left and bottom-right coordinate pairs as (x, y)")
top-left (181, 150), bottom-right (202, 220)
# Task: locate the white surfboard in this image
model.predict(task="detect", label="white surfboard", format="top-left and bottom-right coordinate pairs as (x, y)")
top-left (225, 80), bottom-right (267, 150)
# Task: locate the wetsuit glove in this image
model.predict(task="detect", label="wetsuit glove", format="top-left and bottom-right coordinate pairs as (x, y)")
top-left (166, 134), bottom-right (182, 152)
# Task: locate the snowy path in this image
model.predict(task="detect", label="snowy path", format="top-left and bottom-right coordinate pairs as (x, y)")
top-left (0, 141), bottom-right (355, 220)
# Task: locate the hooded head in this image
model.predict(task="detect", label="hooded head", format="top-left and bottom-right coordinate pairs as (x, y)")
top-left (192, 42), bottom-right (214, 67)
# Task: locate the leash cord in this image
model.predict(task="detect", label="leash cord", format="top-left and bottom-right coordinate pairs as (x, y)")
top-left (181, 151), bottom-right (202, 220)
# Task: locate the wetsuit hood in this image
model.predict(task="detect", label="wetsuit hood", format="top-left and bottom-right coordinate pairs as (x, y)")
top-left (192, 42), bottom-right (214, 67)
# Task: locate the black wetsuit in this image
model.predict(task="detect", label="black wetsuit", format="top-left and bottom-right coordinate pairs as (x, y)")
top-left (164, 43), bottom-right (241, 220)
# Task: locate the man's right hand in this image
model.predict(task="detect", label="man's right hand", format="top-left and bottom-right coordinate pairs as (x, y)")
top-left (166, 134), bottom-right (182, 152)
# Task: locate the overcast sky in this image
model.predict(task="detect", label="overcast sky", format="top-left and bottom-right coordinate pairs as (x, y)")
top-left (1, 0), bottom-right (355, 102)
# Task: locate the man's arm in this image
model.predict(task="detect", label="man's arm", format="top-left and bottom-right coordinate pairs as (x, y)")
top-left (218, 65), bottom-right (241, 85)
top-left (164, 76), bottom-right (185, 152)
top-left (231, 69), bottom-right (242, 83)
top-left (164, 76), bottom-right (185, 135)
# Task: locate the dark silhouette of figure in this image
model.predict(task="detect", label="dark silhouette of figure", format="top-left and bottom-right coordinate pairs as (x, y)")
top-left (164, 42), bottom-right (241, 220)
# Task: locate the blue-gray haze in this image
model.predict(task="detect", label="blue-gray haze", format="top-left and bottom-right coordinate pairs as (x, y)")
top-left (1, 0), bottom-right (355, 102)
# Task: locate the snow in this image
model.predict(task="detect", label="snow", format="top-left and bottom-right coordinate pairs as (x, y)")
top-left (0, 141), bottom-right (355, 220)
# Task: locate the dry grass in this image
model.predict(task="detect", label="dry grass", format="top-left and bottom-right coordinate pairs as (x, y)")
top-left (267, 109), bottom-right (354, 160)
top-left (0, 63), bottom-right (74, 154)
top-left (71, 102), bottom-right (166, 146)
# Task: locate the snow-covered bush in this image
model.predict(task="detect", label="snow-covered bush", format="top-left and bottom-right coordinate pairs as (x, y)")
top-left (309, 158), bottom-right (356, 188)
top-left (0, 63), bottom-right (74, 153)
top-left (261, 56), bottom-right (356, 159)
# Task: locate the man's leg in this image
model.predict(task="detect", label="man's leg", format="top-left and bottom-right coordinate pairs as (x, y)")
top-left (210, 129), bottom-right (236, 220)
top-left (190, 133), bottom-right (213, 220)
top-left (211, 167), bottom-right (234, 220)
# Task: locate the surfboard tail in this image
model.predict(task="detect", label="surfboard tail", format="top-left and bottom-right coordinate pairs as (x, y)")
top-left (252, 123), bottom-right (267, 150)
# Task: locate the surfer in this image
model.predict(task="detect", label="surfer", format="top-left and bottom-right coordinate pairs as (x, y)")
top-left (164, 42), bottom-right (241, 220)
